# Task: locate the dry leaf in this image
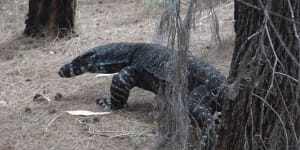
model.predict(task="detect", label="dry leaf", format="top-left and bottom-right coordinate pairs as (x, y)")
top-left (0, 101), bottom-right (7, 105)
top-left (64, 110), bottom-right (111, 116)
top-left (33, 94), bottom-right (51, 103)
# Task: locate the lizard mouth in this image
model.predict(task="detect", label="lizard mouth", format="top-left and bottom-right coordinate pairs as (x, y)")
top-left (58, 65), bottom-right (72, 78)
top-left (58, 69), bottom-right (65, 77)
top-left (58, 64), bottom-right (86, 78)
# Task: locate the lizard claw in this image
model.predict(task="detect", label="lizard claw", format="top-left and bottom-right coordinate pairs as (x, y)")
top-left (96, 97), bottom-right (128, 110)
top-left (96, 98), bottom-right (111, 110)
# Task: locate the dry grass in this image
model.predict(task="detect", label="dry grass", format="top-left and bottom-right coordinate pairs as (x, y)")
top-left (0, 0), bottom-right (234, 149)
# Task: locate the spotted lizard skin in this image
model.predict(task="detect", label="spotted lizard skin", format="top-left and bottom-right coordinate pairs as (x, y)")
top-left (58, 42), bottom-right (226, 147)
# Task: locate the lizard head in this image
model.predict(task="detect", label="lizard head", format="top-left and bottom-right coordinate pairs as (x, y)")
top-left (58, 51), bottom-right (95, 78)
top-left (58, 43), bottom-right (134, 78)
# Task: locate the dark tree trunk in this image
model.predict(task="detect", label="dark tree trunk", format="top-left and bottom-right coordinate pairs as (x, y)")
top-left (217, 0), bottom-right (300, 149)
top-left (23, 0), bottom-right (76, 38)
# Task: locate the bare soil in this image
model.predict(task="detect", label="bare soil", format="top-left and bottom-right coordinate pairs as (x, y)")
top-left (0, 0), bottom-right (234, 149)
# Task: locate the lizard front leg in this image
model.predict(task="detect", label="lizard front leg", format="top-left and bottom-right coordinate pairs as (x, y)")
top-left (97, 66), bottom-right (138, 110)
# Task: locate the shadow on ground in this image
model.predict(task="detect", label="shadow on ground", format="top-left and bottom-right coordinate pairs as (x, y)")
top-left (0, 36), bottom-right (52, 61)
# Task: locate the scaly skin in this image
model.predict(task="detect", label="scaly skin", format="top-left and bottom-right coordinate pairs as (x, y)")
top-left (58, 42), bottom-right (226, 144)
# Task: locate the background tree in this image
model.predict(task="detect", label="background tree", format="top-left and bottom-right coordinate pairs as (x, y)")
top-left (155, 1), bottom-right (195, 149)
top-left (158, 0), bottom-right (299, 149)
top-left (217, 0), bottom-right (300, 149)
top-left (23, 0), bottom-right (76, 38)
top-left (156, 0), bottom-right (220, 149)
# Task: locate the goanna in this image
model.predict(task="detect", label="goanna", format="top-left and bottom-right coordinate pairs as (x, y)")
top-left (58, 42), bottom-right (226, 129)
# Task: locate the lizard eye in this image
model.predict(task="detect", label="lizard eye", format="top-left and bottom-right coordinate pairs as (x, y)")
top-left (81, 51), bottom-right (95, 59)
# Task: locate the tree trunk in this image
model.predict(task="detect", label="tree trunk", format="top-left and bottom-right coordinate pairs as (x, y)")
top-left (23, 0), bottom-right (76, 38)
top-left (217, 0), bottom-right (300, 149)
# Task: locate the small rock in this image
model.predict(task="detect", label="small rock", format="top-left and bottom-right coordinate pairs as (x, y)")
top-left (205, 46), bottom-right (211, 49)
top-left (49, 51), bottom-right (56, 55)
top-left (25, 79), bottom-right (32, 82)
top-left (81, 118), bottom-right (90, 123)
top-left (93, 117), bottom-right (100, 123)
top-left (42, 88), bottom-right (49, 94)
top-left (54, 93), bottom-right (63, 101)
top-left (49, 109), bottom-right (57, 114)
top-left (25, 107), bottom-right (32, 113)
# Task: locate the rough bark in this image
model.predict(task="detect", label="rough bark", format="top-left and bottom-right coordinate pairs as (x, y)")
top-left (23, 0), bottom-right (76, 38)
top-left (217, 0), bottom-right (300, 150)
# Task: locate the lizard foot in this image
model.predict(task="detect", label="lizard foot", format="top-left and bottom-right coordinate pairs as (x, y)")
top-left (96, 98), bottom-right (128, 110)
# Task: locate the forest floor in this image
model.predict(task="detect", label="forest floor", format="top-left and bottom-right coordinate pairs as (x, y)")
top-left (0, 0), bottom-right (234, 149)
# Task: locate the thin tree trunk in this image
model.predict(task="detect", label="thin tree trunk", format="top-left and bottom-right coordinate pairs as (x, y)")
top-left (24, 0), bottom-right (76, 38)
top-left (217, 0), bottom-right (300, 149)
top-left (155, 1), bottom-right (202, 149)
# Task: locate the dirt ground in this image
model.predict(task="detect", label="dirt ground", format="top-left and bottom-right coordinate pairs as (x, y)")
top-left (0, 0), bottom-right (234, 149)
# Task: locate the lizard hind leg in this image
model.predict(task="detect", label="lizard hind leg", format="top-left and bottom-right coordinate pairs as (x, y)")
top-left (188, 85), bottom-right (217, 149)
